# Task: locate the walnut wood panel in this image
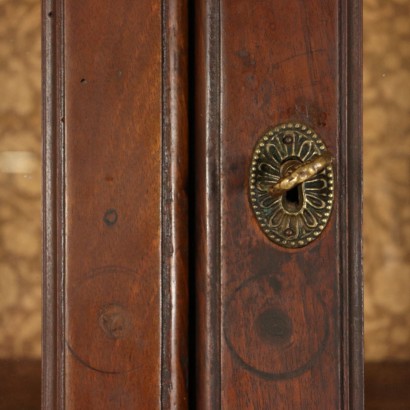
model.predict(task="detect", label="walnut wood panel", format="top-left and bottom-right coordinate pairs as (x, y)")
top-left (42, 0), bottom-right (188, 408)
top-left (195, 0), bottom-right (363, 409)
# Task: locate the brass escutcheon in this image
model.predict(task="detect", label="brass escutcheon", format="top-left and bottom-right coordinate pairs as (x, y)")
top-left (249, 123), bottom-right (334, 248)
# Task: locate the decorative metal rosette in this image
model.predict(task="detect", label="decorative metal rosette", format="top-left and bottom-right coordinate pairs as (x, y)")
top-left (249, 123), bottom-right (334, 248)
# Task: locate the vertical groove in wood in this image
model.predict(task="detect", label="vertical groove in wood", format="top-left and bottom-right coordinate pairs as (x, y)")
top-left (161, 0), bottom-right (189, 408)
top-left (347, 0), bottom-right (364, 408)
top-left (339, 1), bottom-right (363, 408)
top-left (339, 1), bottom-right (349, 408)
top-left (57, 0), bottom-right (65, 407)
top-left (42, 0), bottom-right (66, 408)
top-left (42, 0), bottom-right (56, 407)
top-left (195, 0), bottom-right (221, 408)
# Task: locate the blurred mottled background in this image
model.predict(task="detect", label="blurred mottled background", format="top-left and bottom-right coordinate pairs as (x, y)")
top-left (363, 0), bottom-right (410, 361)
top-left (0, 0), bottom-right (41, 359)
top-left (0, 0), bottom-right (409, 362)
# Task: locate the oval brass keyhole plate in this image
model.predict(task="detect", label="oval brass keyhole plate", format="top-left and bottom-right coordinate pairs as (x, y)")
top-left (249, 123), bottom-right (334, 248)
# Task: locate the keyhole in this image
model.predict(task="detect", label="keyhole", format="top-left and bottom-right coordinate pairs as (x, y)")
top-left (285, 186), bottom-right (300, 206)
top-left (283, 184), bottom-right (303, 213)
top-left (280, 159), bottom-right (304, 213)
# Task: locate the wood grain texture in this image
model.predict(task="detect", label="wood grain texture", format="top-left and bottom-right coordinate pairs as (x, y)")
top-left (195, 0), bottom-right (363, 408)
top-left (42, 0), bottom-right (189, 408)
top-left (161, 0), bottom-right (189, 407)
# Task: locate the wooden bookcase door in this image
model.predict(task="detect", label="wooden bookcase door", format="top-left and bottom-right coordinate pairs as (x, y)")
top-left (194, 1), bottom-right (363, 409)
top-left (43, 0), bottom-right (362, 408)
top-left (43, 0), bottom-right (189, 408)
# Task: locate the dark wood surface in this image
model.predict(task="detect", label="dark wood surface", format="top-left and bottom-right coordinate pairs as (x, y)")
top-left (3, 360), bottom-right (409, 409)
top-left (43, 0), bottom-right (189, 408)
top-left (365, 362), bottom-right (410, 410)
top-left (195, 0), bottom-right (363, 409)
top-left (43, 0), bottom-right (362, 408)
top-left (0, 360), bottom-right (41, 410)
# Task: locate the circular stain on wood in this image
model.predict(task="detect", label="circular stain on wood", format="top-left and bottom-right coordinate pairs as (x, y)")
top-left (255, 307), bottom-right (292, 345)
top-left (224, 273), bottom-right (328, 380)
top-left (66, 266), bottom-right (151, 374)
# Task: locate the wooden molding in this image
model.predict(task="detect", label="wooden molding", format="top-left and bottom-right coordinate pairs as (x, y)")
top-left (194, 0), bottom-right (363, 408)
top-left (42, 0), bottom-right (189, 408)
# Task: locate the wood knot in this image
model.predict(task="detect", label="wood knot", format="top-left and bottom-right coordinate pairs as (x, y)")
top-left (98, 304), bottom-right (131, 339)
top-left (103, 209), bottom-right (118, 226)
